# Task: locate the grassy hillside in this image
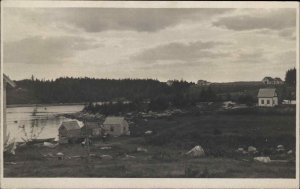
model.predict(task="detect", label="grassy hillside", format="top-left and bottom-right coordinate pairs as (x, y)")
top-left (5, 113), bottom-right (295, 178)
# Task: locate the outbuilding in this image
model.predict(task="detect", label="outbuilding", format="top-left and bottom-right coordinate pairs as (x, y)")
top-left (81, 121), bottom-right (102, 137)
top-left (58, 120), bottom-right (82, 143)
top-left (103, 116), bottom-right (129, 136)
top-left (257, 88), bottom-right (278, 107)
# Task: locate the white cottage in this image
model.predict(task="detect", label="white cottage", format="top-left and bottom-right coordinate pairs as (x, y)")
top-left (257, 88), bottom-right (278, 107)
top-left (103, 116), bottom-right (129, 136)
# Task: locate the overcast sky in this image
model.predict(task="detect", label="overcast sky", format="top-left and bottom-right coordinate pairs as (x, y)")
top-left (3, 8), bottom-right (297, 82)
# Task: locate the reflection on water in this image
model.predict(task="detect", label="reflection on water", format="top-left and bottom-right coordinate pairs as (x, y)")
top-left (7, 105), bottom-right (84, 142)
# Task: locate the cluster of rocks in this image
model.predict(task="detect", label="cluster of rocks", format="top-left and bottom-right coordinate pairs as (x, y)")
top-left (139, 109), bottom-right (185, 119)
top-left (235, 146), bottom-right (258, 154)
top-left (236, 145), bottom-right (293, 156)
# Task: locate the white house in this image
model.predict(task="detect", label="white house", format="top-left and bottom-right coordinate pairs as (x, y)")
top-left (103, 116), bottom-right (129, 136)
top-left (262, 77), bottom-right (283, 85)
top-left (257, 88), bottom-right (278, 107)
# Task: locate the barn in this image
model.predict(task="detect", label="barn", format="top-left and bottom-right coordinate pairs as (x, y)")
top-left (257, 88), bottom-right (278, 107)
top-left (58, 121), bottom-right (82, 143)
top-left (103, 117), bottom-right (129, 136)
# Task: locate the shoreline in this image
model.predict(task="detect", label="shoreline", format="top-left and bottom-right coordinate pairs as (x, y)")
top-left (7, 102), bottom-right (86, 108)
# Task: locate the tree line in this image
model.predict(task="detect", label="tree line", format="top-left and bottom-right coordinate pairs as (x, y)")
top-left (7, 68), bottom-right (296, 111)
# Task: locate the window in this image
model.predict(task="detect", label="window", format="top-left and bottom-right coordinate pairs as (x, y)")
top-left (267, 100), bottom-right (270, 104)
top-left (273, 100), bottom-right (275, 104)
top-left (261, 99), bottom-right (264, 104)
top-left (110, 126), bottom-right (114, 132)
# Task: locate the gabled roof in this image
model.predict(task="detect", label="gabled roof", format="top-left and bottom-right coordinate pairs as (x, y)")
top-left (257, 88), bottom-right (277, 98)
top-left (3, 74), bottom-right (16, 87)
top-left (103, 116), bottom-right (125, 125)
top-left (60, 121), bottom-right (80, 130)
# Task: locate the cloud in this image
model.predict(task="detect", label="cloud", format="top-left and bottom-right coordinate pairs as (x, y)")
top-left (131, 40), bottom-right (230, 63)
top-left (4, 36), bottom-right (100, 64)
top-left (213, 9), bottom-right (296, 31)
top-left (233, 49), bottom-right (268, 64)
top-left (7, 8), bottom-right (232, 33)
top-left (275, 50), bottom-right (296, 65)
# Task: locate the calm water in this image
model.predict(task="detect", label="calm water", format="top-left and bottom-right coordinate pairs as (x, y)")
top-left (7, 105), bottom-right (84, 142)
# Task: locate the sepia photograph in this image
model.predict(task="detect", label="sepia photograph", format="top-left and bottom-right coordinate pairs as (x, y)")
top-left (1, 1), bottom-right (299, 188)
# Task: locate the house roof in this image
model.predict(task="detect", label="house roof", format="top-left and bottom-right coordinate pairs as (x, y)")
top-left (60, 121), bottom-right (80, 130)
top-left (274, 77), bottom-right (282, 81)
top-left (103, 116), bottom-right (125, 125)
top-left (3, 74), bottom-right (16, 87)
top-left (257, 88), bottom-right (277, 98)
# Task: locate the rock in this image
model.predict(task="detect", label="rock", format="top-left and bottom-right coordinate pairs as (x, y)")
top-left (186, 145), bottom-right (205, 157)
top-left (276, 145), bottom-right (285, 152)
top-left (236, 148), bottom-right (244, 152)
top-left (100, 155), bottom-right (113, 160)
top-left (254, 156), bottom-right (271, 163)
top-left (145, 130), bottom-right (153, 135)
top-left (123, 154), bottom-right (136, 160)
top-left (248, 146), bottom-right (257, 153)
top-left (56, 152), bottom-right (64, 160)
top-left (137, 147), bottom-right (148, 153)
top-left (287, 150), bottom-right (293, 154)
top-left (277, 145), bottom-right (284, 149)
top-left (43, 142), bottom-right (58, 148)
top-left (100, 146), bottom-right (112, 150)
top-left (56, 152), bottom-right (64, 156)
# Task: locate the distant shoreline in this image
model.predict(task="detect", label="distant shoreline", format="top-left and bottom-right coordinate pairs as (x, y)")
top-left (7, 102), bottom-right (86, 108)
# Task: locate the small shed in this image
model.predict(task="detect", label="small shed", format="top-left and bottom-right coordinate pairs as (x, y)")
top-left (257, 88), bottom-right (278, 107)
top-left (103, 117), bottom-right (129, 137)
top-left (58, 121), bottom-right (81, 142)
top-left (81, 122), bottom-right (102, 137)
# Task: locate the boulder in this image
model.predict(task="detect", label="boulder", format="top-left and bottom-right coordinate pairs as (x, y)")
top-left (137, 147), bottom-right (148, 153)
top-left (100, 146), bottom-right (112, 150)
top-left (43, 142), bottom-right (58, 148)
top-left (287, 150), bottom-right (293, 154)
top-left (254, 156), bottom-right (271, 163)
top-left (145, 130), bottom-right (153, 135)
top-left (100, 155), bottom-right (113, 160)
top-left (56, 152), bottom-right (64, 160)
top-left (186, 145), bottom-right (205, 157)
top-left (123, 154), bottom-right (136, 160)
top-left (248, 146), bottom-right (257, 153)
top-left (236, 148), bottom-right (244, 152)
top-left (276, 145), bottom-right (285, 152)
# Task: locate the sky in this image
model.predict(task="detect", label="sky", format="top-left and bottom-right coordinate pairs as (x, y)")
top-left (3, 8), bottom-right (297, 82)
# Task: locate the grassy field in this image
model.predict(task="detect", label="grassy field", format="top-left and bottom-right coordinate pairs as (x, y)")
top-left (4, 114), bottom-right (296, 178)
